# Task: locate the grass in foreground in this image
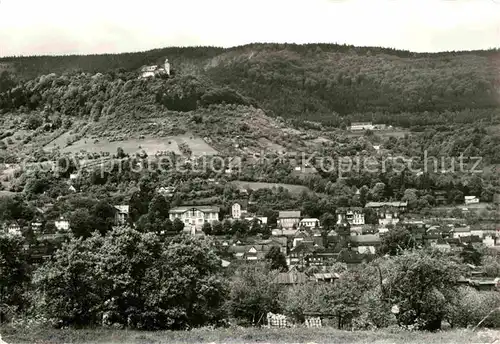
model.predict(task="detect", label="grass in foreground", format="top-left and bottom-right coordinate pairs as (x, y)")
top-left (1, 326), bottom-right (499, 344)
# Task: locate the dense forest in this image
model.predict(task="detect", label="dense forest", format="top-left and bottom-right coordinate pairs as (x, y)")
top-left (1, 43), bottom-right (500, 125)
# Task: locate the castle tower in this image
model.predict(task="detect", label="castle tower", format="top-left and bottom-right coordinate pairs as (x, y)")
top-left (164, 58), bottom-right (170, 76)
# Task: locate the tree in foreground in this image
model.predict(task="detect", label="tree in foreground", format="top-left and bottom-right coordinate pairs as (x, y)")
top-left (264, 246), bottom-right (288, 272)
top-left (379, 227), bottom-right (417, 256)
top-left (34, 228), bottom-right (227, 330)
top-left (227, 266), bottom-right (281, 326)
top-left (378, 250), bottom-right (463, 331)
top-left (0, 233), bottom-right (30, 323)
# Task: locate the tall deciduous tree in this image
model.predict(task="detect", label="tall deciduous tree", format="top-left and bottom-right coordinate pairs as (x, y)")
top-left (265, 246), bottom-right (288, 272)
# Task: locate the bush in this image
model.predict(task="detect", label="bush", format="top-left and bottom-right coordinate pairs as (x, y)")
top-left (446, 287), bottom-right (500, 328)
top-left (379, 250), bottom-right (463, 331)
top-left (354, 288), bottom-right (397, 330)
top-left (226, 266), bottom-right (281, 326)
top-left (26, 115), bottom-right (42, 130)
top-left (0, 233), bottom-right (30, 323)
top-left (33, 229), bottom-right (227, 330)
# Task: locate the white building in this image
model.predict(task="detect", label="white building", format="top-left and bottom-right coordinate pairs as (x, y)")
top-left (5, 222), bottom-right (21, 235)
top-left (299, 218), bottom-right (320, 229)
top-left (232, 202), bottom-right (247, 219)
top-left (169, 206), bottom-right (220, 232)
top-left (483, 235), bottom-right (497, 248)
top-left (465, 196), bottom-right (479, 205)
top-left (55, 217), bottom-right (70, 232)
top-left (244, 216), bottom-right (268, 224)
top-left (350, 122), bottom-right (374, 131)
top-left (337, 208), bottom-right (365, 226)
top-left (451, 226), bottom-right (472, 239)
top-left (278, 211), bottom-right (301, 229)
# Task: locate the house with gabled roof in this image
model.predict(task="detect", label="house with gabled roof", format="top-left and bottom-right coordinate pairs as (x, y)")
top-left (292, 229), bottom-right (310, 248)
top-left (229, 243), bottom-right (277, 261)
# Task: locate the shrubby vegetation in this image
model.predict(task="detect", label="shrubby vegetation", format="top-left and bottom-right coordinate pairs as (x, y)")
top-left (33, 229), bottom-right (227, 330)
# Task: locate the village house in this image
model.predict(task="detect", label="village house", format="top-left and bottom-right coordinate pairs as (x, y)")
top-left (278, 211), bottom-right (301, 229)
top-left (54, 217), bottom-right (70, 232)
top-left (229, 244), bottom-right (278, 261)
top-left (231, 201), bottom-right (267, 224)
top-left (434, 191), bottom-right (447, 205)
top-left (337, 208), bottom-right (365, 226)
top-left (288, 241), bottom-right (316, 267)
top-left (464, 195), bottom-right (480, 205)
top-left (258, 237), bottom-right (288, 255)
top-left (272, 228), bottom-right (300, 236)
top-left (232, 201), bottom-right (248, 219)
top-left (483, 235), bottom-right (497, 247)
top-left (4, 221), bottom-right (21, 235)
top-left (350, 122), bottom-right (374, 131)
top-left (114, 205), bottom-right (129, 226)
top-left (451, 225), bottom-right (472, 239)
top-left (244, 215), bottom-right (268, 224)
top-left (30, 218), bottom-right (44, 234)
top-left (306, 250), bottom-right (338, 267)
top-left (299, 218), bottom-right (320, 229)
top-left (349, 234), bottom-right (380, 254)
top-left (365, 201), bottom-right (407, 226)
top-left (169, 206), bottom-right (220, 232)
top-left (292, 230), bottom-right (309, 248)
top-left (460, 236), bottom-right (483, 249)
top-left (288, 239), bottom-right (326, 267)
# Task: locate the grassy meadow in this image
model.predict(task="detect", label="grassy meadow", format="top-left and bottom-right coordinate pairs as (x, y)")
top-left (1, 326), bottom-right (499, 344)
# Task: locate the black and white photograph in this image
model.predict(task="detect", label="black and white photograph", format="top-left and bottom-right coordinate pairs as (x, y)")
top-left (0, 0), bottom-right (500, 343)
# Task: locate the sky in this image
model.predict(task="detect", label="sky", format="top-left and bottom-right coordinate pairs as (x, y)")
top-left (0, 0), bottom-right (499, 56)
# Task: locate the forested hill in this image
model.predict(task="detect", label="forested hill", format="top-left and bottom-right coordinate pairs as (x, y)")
top-left (2, 43), bottom-right (500, 125)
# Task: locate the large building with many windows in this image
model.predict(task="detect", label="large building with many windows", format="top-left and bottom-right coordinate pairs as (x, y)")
top-left (169, 206), bottom-right (220, 232)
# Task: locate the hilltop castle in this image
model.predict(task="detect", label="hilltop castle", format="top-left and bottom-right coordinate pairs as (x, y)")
top-left (139, 58), bottom-right (170, 79)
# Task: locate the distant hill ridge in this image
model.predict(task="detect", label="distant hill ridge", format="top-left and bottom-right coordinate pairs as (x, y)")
top-left (1, 43), bottom-right (500, 124)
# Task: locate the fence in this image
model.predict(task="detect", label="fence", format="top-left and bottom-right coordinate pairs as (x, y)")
top-left (267, 312), bottom-right (288, 328)
top-left (305, 316), bottom-right (322, 328)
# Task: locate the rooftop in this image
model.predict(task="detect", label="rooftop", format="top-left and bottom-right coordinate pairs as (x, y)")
top-left (365, 201), bottom-right (407, 208)
top-left (114, 205), bottom-right (129, 214)
top-left (169, 205), bottom-right (220, 214)
top-left (350, 234), bottom-right (381, 245)
top-left (279, 211), bottom-right (301, 218)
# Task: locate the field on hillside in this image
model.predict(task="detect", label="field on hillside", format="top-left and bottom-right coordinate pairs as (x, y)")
top-left (231, 181), bottom-right (311, 194)
top-left (1, 326), bottom-right (498, 344)
top-left (43, 134), bottom-right (218, 157)
top-left (433, 202), bottom-right (495, 212)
